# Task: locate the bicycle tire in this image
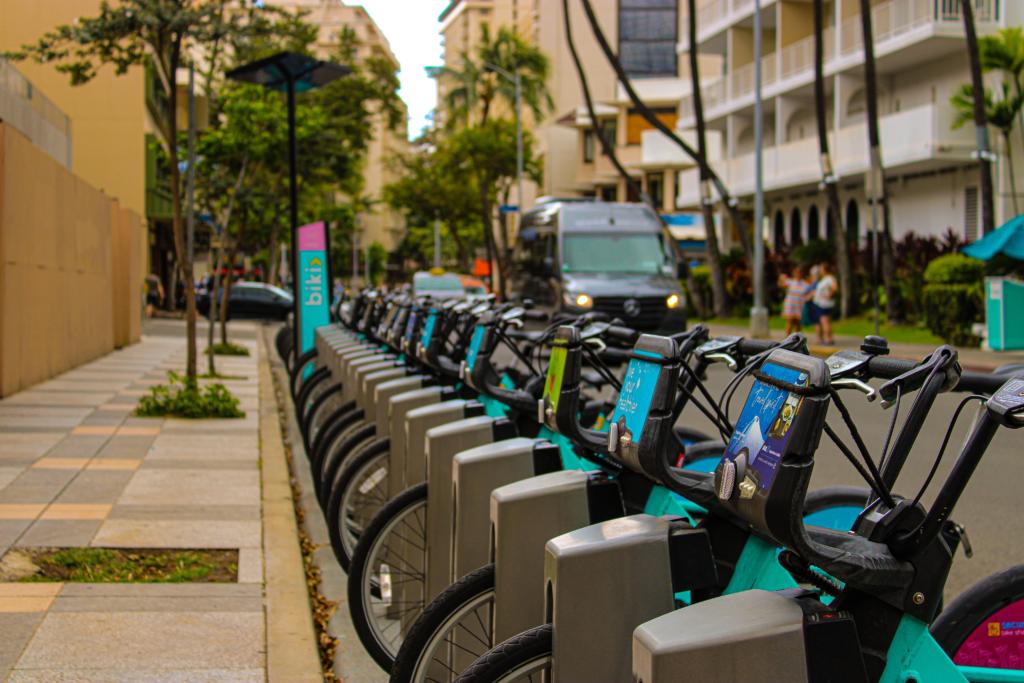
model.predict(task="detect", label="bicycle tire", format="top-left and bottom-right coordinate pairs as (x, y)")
top-left (301, 383), bottom-right (341, 455)
top-left (348, 483), bottom-right (429, 672)
top-left (274, 325), bottom-right (292, 361)
top-left (309, 402), bottom-right (359, 468)
top-left (294, 367), bottom-right (329, 433)
top-left (289, 349), bottom-right (319, 399)
top-left (326, 438), bottom-right (390, 572)
top-left (932, 564), bottom-right (1024, 671)
top-left (318, 423), bottom-right (377, 508)
top-left (453, 623), bottom-right (552, 683)
top-left (391, 563), bottom-right (496, 683)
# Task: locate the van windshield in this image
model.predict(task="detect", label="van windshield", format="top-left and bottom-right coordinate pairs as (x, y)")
top-left (562, 233), bottom-right (672, 274)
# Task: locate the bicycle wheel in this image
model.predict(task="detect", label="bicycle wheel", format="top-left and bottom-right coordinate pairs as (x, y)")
top-left (326, 439), bottom-right (390, 572)
top-left (454, 624), bottom-right (552, 683)
top-left (932, 564), bottom-right (1024, 672)
top-left (301, 383), bottom-right (341, 456)
top-left (392, 564), bottom-right (496, 683)
top-left (295, 367), bottom-right (330, 432)
top-left (348, 483), bottom-right (428, 672)
top-left (318, 423), bottom-right (377, 508)
top-left (803, 486), bottom-right (869, 532)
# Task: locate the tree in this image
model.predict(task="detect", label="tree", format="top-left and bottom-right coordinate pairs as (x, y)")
top-left (960, 0), bottom-right (996, 235)
top-left (686, 0), bottom-right (728, 317)
top-left (6, 0), bottom-right (278, 384)
top-left (813, 0), bottom-right (854, 317)
top-left (953, 82), bottom-right (1024, 215)
top-left (859, 0), bottom-right (900, 322)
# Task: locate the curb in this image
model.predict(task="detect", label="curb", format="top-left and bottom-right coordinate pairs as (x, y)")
top-left (257, 329), bottom-right (324, 682)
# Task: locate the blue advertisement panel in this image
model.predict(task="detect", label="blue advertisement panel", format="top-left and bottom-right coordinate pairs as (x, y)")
top-left (297, 221), bottom-right (331, 360)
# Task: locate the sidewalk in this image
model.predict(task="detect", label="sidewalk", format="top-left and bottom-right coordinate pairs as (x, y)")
top-left (0, 322), bottom-right (318, 681)
top-left (705, 323), bottom-right (1024, 372)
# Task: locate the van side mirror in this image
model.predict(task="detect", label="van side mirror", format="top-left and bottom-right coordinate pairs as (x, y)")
top-left (542, 256), bottom-right (555, 277)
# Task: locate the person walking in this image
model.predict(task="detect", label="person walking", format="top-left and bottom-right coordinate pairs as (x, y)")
top-left (779, 265), bottom-right (812, 336)
top-left (812, 262), bottom-right (838, 345)
top-left (144, 274), bottom-right (164, 318)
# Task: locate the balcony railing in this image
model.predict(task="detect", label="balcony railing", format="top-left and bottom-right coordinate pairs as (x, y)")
top-left (679, 0), bottom-right (999, 125)
top-left (676, 102), bottom-right (974, 206)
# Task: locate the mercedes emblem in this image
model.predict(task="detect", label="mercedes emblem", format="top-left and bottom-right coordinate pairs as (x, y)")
top-left (623, 298), bottom-right (642, 317)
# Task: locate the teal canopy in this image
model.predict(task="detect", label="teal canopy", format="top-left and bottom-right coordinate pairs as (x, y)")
top-left (963, 214), bottom-right (1024, 260)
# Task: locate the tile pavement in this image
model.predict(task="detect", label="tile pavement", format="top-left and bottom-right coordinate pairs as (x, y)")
top-left (0, 325), bottom-right (269, 681)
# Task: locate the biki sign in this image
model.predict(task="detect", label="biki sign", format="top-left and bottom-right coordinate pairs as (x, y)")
top-left (296, 221), bottom-right (331, 360)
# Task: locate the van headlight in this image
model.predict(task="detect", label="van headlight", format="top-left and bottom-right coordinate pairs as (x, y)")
top-left (666, 293), bottom-right (681, 309)
top-left (564, 292), bottom-right (593, 309)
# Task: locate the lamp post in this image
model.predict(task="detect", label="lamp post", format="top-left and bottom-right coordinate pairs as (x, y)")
top-left (750, 0), bottom-right (769, 338)
top-left (227, 52), bottom-right (349, 353)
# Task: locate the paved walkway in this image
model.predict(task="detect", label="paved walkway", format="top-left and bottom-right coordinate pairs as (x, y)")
top-left (0, 322), bottom-right (312, 681)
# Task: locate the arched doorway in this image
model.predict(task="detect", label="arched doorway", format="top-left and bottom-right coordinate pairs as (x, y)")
top-left (790, 208), bottom-right (803, 245)
top-left (808, 205), bottom-right (821, 241)
top-left (774, 210), bottom-right (786, 250)
top-left (846, 200), bottom-right (860, 246)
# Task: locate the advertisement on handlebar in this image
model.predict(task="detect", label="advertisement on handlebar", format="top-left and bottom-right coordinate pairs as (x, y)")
top-left (609, 351), bottom-right (661, 446)
top-left (719, 362), bottom-right (808, 498)
top-left (543, 343), bottom-right (568, 417)
top-left (465, 324), bottom-right (486, 373)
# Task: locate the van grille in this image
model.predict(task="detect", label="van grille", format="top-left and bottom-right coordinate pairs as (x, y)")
top-left (592, 296), bottom-right (668, 330)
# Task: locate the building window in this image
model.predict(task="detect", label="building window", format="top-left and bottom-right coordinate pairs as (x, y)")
top-left (583, 130), bottom-right (595, 163)
top-left (619, 0), bottom-right (678, 78)
top-left (808, 205), bottom-right (820, 241)
top-left (790, 207), bottom-right (803, 245)
top-left (846, 200), bottom-right (860, 245)
top-left (598, 119), bottom-right (617, 148)
top-left (774, 210), bottom-right (786, 250)
top-left (600, 185), bottom-right (618, 202)
top-left (964, 186), bottom-right (979, 241)
top-left (626, 107), bottom-right (678, 145)
top-left (646, 172), bottom-right (664, 210)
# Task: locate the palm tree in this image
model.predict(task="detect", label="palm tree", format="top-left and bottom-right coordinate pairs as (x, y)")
top-left (480, 27), bottom-right (555, 125)
top-left (441, 54), bottom-right (483, 127)
top-left (859, 0), bottom-right (900, 322)
top-left (961, 0), bottom-right (996, 234)
top-left (813, 0), bottom-right (853, 317)
top-left (953, 82), bottom-right (1024, 215)
top-left (686, 0), bottom-right (728, 316)
top-left (980, 27), bottom-right (1024, 150)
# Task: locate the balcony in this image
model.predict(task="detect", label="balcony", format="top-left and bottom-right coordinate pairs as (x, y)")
top-left (0, 59), bottom-right (72, 168)
top-left (676, 102), bottom-right (974, 207)
top-left (639, 128), bottom-right (720, 170)
top-left (678, 0), bottom-right (760, 53)
top-left (678, 0), bottom-right (1000, 127)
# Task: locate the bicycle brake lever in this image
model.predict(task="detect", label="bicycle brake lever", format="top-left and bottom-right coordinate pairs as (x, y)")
top-left (831, 377), bottom-right (877, 403)
top-left (584, 337), bottom-right (607, 353)
top-left (705, 352), bottom-right (738, 371)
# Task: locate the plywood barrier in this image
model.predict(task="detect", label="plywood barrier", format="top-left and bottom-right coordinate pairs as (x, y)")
top-left (0, 123), bottom-right (144, 396)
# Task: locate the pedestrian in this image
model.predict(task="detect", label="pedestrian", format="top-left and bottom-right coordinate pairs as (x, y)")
top-left (779, 265), bottom-right (812, 336)
top-left (812, 262), bottom-right (838, 345)
top-left (144, 274), bottom-right (164, 318)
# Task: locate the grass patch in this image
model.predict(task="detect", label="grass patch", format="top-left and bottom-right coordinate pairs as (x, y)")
top-left (208, 341), bottom-right (250, 357)
top-left (711, 315), bottom-right (943, 346)
top-left (135, 371), bottom-right (245, 419)
top-left (6, 547), bottom-right (237, 583)
top-left (199, 372), bottom-right (247, 381)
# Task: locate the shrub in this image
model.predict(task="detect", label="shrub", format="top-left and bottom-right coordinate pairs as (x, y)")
top-left (135, 371), bottom-right (245, 419)
top-left (921, 283), bottom-right (983, 346)
top-left (208, 341), bottom-right (250, 356)
top-left (683, 265), bottom-right (712, 318)
top-left (792, 239), bottom-right (834, 267)
top-left (923, 254), bottom-right (985, 285)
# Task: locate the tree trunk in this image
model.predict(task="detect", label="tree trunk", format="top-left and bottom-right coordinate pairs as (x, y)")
top-left (962, 0), bottom-right (996, 235)
top-left (814, 0), bottom-right (854, 318)
top-left (221, 241), bottom-right (238, 346)
top-left (688, 0), bottom-right (729, 317)
top-left (207, 246), bottom-right (222, 376)
top-left (860, 0), bottom-right (900, 322)
top-left (267, 221), bottom-right (281, 285)
top-left (165, 42), bottom-right (197, 384)
top-left (1005, 130), bottom-right (1020, 215)
top-left (479, 184), bottom-right (504, 299)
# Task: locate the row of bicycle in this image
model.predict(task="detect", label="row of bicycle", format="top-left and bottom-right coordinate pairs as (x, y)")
top-left (274, 291), bottom-right (1024, 682)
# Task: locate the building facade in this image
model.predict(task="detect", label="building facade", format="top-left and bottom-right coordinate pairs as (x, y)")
top-left (674, 0), bottom-right (1023, 251)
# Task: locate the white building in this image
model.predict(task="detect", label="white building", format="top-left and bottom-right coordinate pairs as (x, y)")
top-left (665, 0), bottom-right (1023, 251)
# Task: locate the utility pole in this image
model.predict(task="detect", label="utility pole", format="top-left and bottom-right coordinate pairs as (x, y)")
top-left (515, 70), bottom-right (524, 217)
top-left (750, 0), bottom-right (768, 338)
top-left (434, 219), bottom-right (442, 269)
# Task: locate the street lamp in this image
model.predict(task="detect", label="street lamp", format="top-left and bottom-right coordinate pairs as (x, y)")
top-left (226, 52), bottom-right (349, 354)
top-left (483, 62), bottom-right (524, 218)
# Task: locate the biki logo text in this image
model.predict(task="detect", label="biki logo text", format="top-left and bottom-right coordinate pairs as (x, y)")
top-left (305, 257), bottom-right (323, 306)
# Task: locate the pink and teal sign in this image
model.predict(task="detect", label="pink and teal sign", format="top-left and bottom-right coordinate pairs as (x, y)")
top-left (296, 221), bottom-right (331, 358)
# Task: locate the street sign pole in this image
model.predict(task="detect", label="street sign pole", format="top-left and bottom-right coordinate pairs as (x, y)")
top-left (750, 0), bottom-right (769, 338)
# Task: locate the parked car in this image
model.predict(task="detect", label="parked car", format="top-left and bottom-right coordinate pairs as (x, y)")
top-left (458, 275), bottom-right (489, 302)
top-left (197, 281), bottom-right (293, 321)
top-left (508, 201), bottom-right (686, 331)
top-left (413, 270), bottom-right (465, 301)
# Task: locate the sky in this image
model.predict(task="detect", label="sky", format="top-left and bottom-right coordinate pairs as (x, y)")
top-left (355, 0), bottom-right (450, 140)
